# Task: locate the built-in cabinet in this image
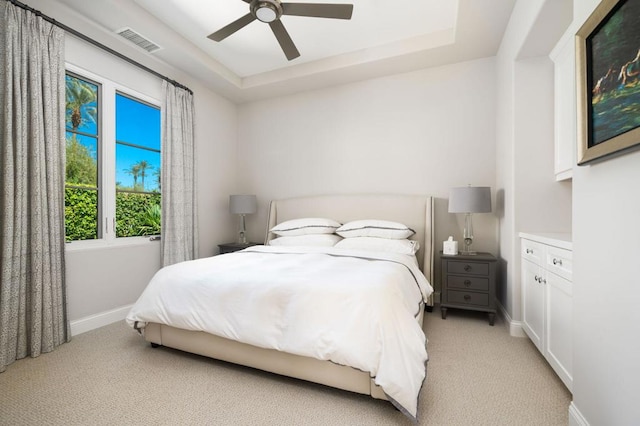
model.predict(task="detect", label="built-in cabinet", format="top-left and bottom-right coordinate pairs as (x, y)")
top-left (550, 28), bottom-right (577, 181)
top-left (520, 233), bottom-right (573, 391)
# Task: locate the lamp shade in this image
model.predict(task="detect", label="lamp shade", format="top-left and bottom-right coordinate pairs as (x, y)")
top-left (448, 186), bottom-right (492, 213)
top-left (229, 194), bottom-right (257, 215)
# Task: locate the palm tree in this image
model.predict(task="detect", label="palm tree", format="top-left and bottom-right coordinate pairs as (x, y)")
top-left (124, 164), bottom-right (141, 189)
top-left (65, 76), bottom-right (97, 131)
top-left (153, 168), bottom-right (161, 192)
top-left (135, 160), bottom-right (153, 191)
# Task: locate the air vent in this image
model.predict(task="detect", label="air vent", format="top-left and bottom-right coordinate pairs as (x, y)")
top-left (115, 27), bottom-right (162, 53)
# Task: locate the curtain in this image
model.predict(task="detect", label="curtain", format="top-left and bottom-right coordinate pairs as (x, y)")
top-left (161, 81), bottom-right (198, 266)
top-left (0, 2), bottom-right (69, 373)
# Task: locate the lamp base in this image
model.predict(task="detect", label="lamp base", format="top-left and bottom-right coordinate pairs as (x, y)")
top-left (237, 214), bottom-right (248, 244)
top-left (460, 250), bottom-right (478, 256)
top-left (237, 232), bottom-right (248, 245)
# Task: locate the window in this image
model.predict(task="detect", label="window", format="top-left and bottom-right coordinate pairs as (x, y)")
top-left (115, 93), bottom-right (161, 238)
top-left (64, 69), bottom-right (161, 244)
top-left (65, 73), bottom-right (101, 241)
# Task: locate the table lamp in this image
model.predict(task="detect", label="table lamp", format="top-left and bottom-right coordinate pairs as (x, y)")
top-left (448, 186), bottom-right (492, 255)
top-left (229, 194), bottom-right (257, 244)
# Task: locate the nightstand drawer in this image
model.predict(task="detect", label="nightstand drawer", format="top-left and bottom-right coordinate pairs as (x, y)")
top-left (447, 275), bottom-right (489, 291)
top-left (447, 261), bottom-right (489, 276)
top-left (447, 290), bottom-right (490, 307)
top-left (218, 242), bottom-right (259, 254)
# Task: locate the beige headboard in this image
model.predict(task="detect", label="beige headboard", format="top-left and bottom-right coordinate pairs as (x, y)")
top-left (265, 194), bottom-right (434, 286)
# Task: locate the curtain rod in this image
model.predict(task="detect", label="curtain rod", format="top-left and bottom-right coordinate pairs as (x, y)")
top-left (7, 0), bottom-right (193, 95)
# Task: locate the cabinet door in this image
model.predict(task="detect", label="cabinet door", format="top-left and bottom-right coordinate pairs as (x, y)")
top-left (552, 32), bottom-right (576, 181)
top-left (522, 258), bottom-right (545, 352)
top-left (546, 271), bottom-right (573, 391)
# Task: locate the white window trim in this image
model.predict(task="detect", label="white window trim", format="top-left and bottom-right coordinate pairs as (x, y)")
top-left (65, 63), bottom-right (162, 251)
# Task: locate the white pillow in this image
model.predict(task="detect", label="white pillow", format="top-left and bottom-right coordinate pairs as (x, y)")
top-left (334, 237), bottom-right (420, 255)
top-left (270, 217), bottom-right (341, 236)
top-left (269, 234), bottom-right (342, 247)
top-left (336, 220), bottom-right (415, 239)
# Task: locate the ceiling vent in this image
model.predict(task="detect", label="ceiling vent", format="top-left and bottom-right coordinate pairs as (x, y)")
top-left (115, 27), bottom-right (162, 53)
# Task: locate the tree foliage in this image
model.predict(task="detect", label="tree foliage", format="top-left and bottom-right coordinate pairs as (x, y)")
top-left (115, 192), bottom-right (161, 238)
top-left (65, 187), bottom-right (161, 241)
top-left (66, 135), bottom-right (97, 185)
top-left (65, 186), bottom-right (98, 241)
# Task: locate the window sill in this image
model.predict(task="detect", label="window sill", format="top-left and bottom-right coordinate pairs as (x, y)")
top-left (65, 236), bottom-right (160, 252)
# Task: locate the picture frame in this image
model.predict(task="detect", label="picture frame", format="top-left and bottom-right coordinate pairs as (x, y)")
top-left (576, 0), bottom-right (640, 165)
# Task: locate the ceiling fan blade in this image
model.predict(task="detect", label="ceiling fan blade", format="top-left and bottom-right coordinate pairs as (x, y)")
top-left (269, 20), bottom-right (300, 61)
top-left (207, 13), bottom-right (256, 42)
top-left (282, 3), bottom-right (353, 19)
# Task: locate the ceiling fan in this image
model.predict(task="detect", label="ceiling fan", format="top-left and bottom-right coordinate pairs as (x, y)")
top-left (207, 0), bottom-right (354, 61)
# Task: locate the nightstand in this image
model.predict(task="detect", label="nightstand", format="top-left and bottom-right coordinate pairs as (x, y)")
top-left (218, 242), bottom-right (259, 254)
top-left (440, 252), bottom-right (497, 326)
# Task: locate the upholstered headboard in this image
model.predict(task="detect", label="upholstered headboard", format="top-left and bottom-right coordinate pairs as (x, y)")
top-left (265, 194), bottom-right (434, 286)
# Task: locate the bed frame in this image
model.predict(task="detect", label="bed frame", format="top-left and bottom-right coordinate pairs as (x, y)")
top-left (143, 194), bottom-right (434, 401)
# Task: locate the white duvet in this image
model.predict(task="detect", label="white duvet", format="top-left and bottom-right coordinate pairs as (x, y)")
top-left (126, 245), bottom-right (433, 420)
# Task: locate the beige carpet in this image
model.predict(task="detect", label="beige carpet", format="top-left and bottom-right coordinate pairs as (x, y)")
top-left (1, 308), bottom-right (571, 425)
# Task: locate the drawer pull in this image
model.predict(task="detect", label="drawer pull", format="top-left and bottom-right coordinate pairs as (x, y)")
top-left (464, 265), bottom-right (472, 272)
top-left (463, 294), bottom-right (471, 301)
top-left (526, 248), bottom-right (533, 254)
top-left (464, 279), bottom-right (471, 287)
top-left (553, 258), bottom-right (563, 266)
top-left (534, 275), bottom-right (547, 284)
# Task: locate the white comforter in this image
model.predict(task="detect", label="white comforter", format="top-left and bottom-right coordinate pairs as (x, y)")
top-left (126, 245), bottom-right (433, 420)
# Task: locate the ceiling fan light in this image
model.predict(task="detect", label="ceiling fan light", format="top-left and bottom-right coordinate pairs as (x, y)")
top-left (256, 5), bottom-right (277, 23)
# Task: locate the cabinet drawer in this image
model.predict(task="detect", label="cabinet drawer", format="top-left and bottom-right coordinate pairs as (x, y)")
top-left (447, 261), bottom-right (489, 276)
top-left (522, 239), bottom-right (544, 265)
top-left (546, 246), bottom-right (572, 281)
top-left (447, 275), bottom-right (489, 291)
top-left (447, 290), bottom-right (489, 307)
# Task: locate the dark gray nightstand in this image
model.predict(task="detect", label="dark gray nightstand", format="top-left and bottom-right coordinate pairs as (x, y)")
top-left (218, 242), bottom-right (259, 254)
top-left (440, 252), bottom-right (497, 326)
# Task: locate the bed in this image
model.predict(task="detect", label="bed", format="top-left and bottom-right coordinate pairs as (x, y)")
top-left (126, 194), bottom-right (434, 420)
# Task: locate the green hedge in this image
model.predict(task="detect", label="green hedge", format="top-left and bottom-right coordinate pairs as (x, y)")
top-left (65, 186), bottom-right (161, 241)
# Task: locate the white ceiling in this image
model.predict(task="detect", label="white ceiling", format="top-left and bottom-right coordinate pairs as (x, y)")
top-left (54, 0), bottom-right (516, 103)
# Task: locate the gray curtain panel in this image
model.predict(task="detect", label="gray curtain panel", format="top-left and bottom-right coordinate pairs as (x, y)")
top-left (0, 2), bottom-right (69, 373)
top-left (161, 81), bottom-right (198, 266)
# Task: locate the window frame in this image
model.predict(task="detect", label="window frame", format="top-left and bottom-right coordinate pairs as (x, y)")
top-left (65, 63), bottom-right (162, 251)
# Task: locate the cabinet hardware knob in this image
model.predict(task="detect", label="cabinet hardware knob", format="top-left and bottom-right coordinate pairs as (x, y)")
top-left (553, 258), bottom-right (563, 266)
top-left (464, 280), bottom-right (471, 286)
top-left (526, 248), bottom-right (533, 254)
top-left (464, 265), bottom-right (471, 272)
top-left (534, 275), bottom-right (539, 282)
top-left (542, 278), bottom-right (547, 284)
top-left (464, 294), bottom-right (471, 301)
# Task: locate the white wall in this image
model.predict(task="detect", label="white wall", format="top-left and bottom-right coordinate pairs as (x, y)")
top-left (29, 0), bottom-right (238, 325)
top-left (570, 2), bottom-right (640, 424)
top-left (498, 0), bottom-right (640, 422)
top-left (495, 0), bottom-right (572, 325)
top-left (237, 57), bottom-right (499, 294)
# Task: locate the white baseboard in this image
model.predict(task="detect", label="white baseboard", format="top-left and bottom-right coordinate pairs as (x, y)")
top-left (569, 402), bottom-right (589, 426)
top-left (70, 304), bottom-right (132, 336)
top-left (496, 300), bottom-right (526, 337)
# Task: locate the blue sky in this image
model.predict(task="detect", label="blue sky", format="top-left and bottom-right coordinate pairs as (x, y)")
top-left (67, 75), bottom-right (161, 192)
top-left (115, 94), bottom-right (161, 191)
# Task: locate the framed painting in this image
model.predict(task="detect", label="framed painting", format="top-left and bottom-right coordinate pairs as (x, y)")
top-left (576, 0), bottom-right (640, 165)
